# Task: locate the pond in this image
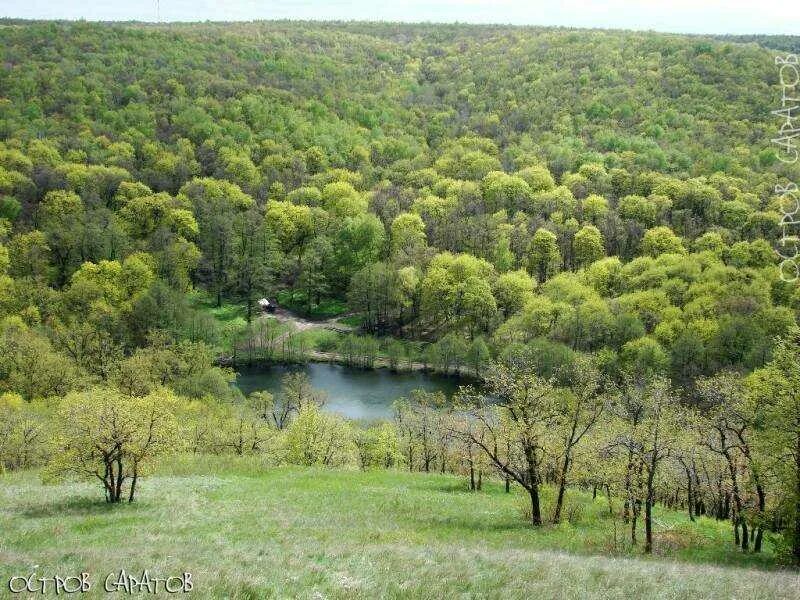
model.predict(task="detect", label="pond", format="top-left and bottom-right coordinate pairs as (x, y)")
top-left (235, 362), bottom-right (469, 420)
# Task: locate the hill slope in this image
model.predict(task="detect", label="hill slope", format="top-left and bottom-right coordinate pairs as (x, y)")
top-left (1, 461), bottom-right (797, 599)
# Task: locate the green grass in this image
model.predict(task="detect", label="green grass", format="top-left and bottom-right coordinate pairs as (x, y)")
top-left (295, 328), bottom-right (343, 352)
top-left (1, 459), bottom-right (798, 599)
top-left (277, 290), bottom-right (349, 319)
top-left (338, 314), bottom-right (364, 328)
top-left (187, 290), bottom-right (248, 325)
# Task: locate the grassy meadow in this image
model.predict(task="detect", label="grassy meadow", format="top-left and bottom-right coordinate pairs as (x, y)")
top-left (1, 458), bottom-right (798, 599)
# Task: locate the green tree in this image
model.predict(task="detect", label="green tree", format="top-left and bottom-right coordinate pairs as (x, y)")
top-left (390, 212), bottom-right (427, 257)
top-left (747, 329), bottom-right (800, 562)
top-left (46, 388), bottom-right (179, 502)
top-left (38, 190), bottom-right (85, 286)
top-left (454, 361), bottom-right (559, 525)
top-left (6, 230), bottom-right (50, 281)
top-left (230, 208), bottom-right (280, 322)
top-left (528, 229), bottom-right (561, 283)
top-left (466, 336), bottom-right (491, 377)
top-left (284, 405), bottom-right (356, 466)
top-left (179, 177), bottom-right (254, 306)
top-left (492, 270), bottom-right (535, 318)
top-left (573, 224), bottom-right (605, 269)
top-left (355, 422), bottom-right (403, 469)
top-left (641, 226), bottom-right (686, 257)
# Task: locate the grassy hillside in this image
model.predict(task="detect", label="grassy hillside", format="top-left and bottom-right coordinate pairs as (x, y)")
top-left (1, 458), bottom-right (797, 599)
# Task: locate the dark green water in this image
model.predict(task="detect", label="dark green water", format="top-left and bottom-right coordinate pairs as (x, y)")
top-left (235, 362), bottom-right (467, 420)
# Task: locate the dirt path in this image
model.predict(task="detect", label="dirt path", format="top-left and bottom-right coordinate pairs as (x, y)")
top-left (271, 307), bottom-right (354, 334)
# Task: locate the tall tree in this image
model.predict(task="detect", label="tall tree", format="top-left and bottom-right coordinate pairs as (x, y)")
top-left (747, 329), bottom-right (800, 563)
top-left (454, 359), bottom-right (559, 525)
top-left (551, 356), bottom-right (607, 523)
top-left (179, 178), bottom-right (254, 307)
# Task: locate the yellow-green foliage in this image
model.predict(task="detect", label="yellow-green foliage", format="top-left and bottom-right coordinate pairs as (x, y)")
top-left (45, 388), bottom-right (180, 502)
top-left (283, 405), bottom-right (358, 467)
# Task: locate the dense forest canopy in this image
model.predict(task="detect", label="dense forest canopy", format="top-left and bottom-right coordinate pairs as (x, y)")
top-left (0, 20), bottom-right (797, 381)
top-left (2, 20), bottom-right (800, 562)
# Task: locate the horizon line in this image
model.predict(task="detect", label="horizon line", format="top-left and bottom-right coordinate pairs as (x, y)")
top-left (0, 17), bottom-right (796, 38)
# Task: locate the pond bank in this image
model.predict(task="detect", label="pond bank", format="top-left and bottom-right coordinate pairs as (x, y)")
top-left (218, 348), bottom-right (479, 374)
top-left (234, 362), bottom-right (475, 420)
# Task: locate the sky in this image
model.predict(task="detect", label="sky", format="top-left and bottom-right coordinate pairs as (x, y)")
top-left (0, 0), bottom-right (798, 36)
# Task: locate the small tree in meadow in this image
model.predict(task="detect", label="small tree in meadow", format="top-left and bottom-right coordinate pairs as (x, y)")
top-left (551, 356), bottom-right (607, 524)
top-left (46, 387), bottom-right (179, 503)
top-left (393, 390), bottom-right (446, 472)
top-left (610, 377), bottom-right (682, 553)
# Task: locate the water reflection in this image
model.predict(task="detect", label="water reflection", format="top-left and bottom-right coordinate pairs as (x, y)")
top-left (235, 362), bottom-right (470, 420)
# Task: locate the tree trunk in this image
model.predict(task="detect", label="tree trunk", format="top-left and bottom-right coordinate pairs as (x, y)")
top-left (724, 450), bottom-right (746, 550)
top-left (128, 469), bottom-right (138, 503)
top-left (754, 483), bottom-right (766, 552)
top-left (114, 455), bottom-right (124, 503)
top-left (552, 454), bottom-right (570, 524)
top-left (686, 467), bottom-right (695, 522)
top-left (103, 460), bottom-right (112, 503)
top-left (622, 455), bottom-right (633, 523)
top-left (644, 465), bottom-right (656, 554)
top-left (529, 485), bottom-right (542, 526)
top-left (741, 518), bottom-right (749, 552)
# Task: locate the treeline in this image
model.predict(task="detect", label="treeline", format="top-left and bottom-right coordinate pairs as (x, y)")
top-left (233, 323), bottom-right (491, 376)
top-left (392, 335), bottom-right (800, 561)
top-left (715, 34), bottom-right (800, 53)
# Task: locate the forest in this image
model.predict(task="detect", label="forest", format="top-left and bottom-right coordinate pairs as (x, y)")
top-left (1, 19), bottom-right (800, 596)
